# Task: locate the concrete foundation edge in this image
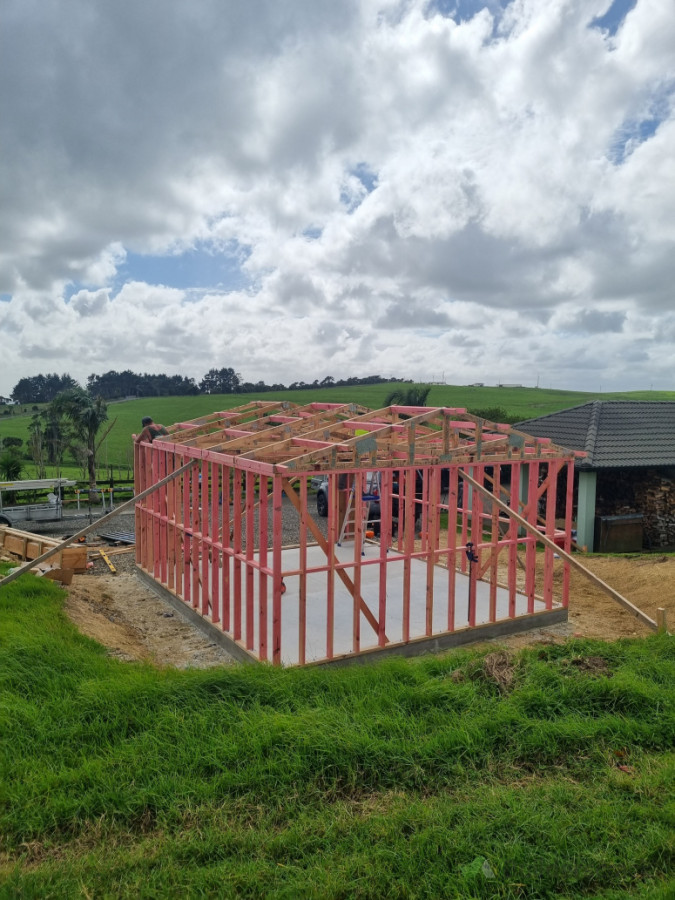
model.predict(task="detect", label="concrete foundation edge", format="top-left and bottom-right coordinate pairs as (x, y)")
top-left (135, 567), bottom-right (258, 665)
top-left (314, 606), bottom-right (569, 668)
top-left (136, 566), bottom-right (568, 668)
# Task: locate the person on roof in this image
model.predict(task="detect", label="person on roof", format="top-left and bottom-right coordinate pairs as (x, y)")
top-left (134, 416), bottom-right (169, 444)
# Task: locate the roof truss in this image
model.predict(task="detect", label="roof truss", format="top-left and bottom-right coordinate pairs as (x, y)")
top-left (156, 401), bottom-right (579, 473)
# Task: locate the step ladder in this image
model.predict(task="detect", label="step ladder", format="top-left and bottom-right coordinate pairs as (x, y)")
top-left (337, 473), bottom-right (381, 549)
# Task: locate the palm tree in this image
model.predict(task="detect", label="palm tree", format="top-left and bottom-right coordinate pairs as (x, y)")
top-left (51, 388), bottom-right (112, 498)
top-left (0, 450), bottom-right (23, 481)
top-left (383, 385), bottom-right (432, 408)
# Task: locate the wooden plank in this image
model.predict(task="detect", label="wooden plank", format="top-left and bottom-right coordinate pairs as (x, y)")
top-left (425, 468), bottom-right (440, 636)
top-left (222, 464), bottom-right (232, 632)
top-left (402, 468), bottom-right (415, 642)
top-left (489, 464), bottom-right (500, 622)
top-left (563, 459), bottom-right (574, 608)
top-left (656, 608), bottom-right (668, 634)
top-left (232, 470), bottom-right (242, 641)
top-left (42, 568), bottom-right (74, 586)
top-left (508, 463), bottom-right (520, 618)
top-left (191, 463), bottom-right (200, 609)
top-left (327, 475), bottom-right (337, 658)
top-left (543, 460), bottom-right (558, 609)
top-left (525, 462), bottom-right (538, 613)
top-left (210, 461), bottom-right (221, 625)
top-left (378, 468), bottom-right (392, 647)
top-left (245, 470), bottom-right (255, 650)
top-left (167, 454), bottom-right (177, 593)
top-left (352, 473), bottom-right (362, 654)
top-left (298, 476), bottom-right (307, 665)
top-left (446, 465), bottom-right (458, 632)
top-left (272, 478), bottom-right (283, 664)
top-left (468, 465), bottom-right (481, 627)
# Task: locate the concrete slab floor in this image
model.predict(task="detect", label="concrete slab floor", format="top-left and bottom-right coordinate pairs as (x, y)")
top-left (234, 541), bottom-right (560, 665)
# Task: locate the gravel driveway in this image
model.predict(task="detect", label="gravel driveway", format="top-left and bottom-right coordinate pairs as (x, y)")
top-left (21, 495), bottom-right (329, 577)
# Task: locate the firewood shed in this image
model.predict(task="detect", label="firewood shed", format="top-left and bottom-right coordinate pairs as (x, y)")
top-left (518, 401), bottom-right (675, 552)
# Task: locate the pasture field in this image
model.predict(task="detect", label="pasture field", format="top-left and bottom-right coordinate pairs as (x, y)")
top-left (1, 383), bottom-right (674, 474)
top-left (0, 566), bottom-right (673, 898)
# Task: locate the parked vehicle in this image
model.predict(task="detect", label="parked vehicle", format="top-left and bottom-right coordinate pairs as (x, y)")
top-left (0, 478), bottom-right (76, 527)
top-left (311, 473), bottom-right (380, 522)
top-left (312, 469), bottom-right (462, 534)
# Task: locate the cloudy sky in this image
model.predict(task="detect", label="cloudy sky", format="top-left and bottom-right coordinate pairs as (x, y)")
top-left (1, 0), bottom-right (673, 396)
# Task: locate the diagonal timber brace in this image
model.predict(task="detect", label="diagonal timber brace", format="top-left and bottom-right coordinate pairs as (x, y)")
top-left (458, 469), bottom-right (658, 631)
top-left (281, 478), bottom-right (387, 642)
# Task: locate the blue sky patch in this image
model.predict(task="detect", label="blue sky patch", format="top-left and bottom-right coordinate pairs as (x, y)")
top-left (428, 0), bottom-right (509, 25)
top-left (589, 0), bottom-right (638, 36)
top-left (116, 243), bottom-right (251, 293)
top-left (609, 116), bottom-right (659, 163)
top-left (302, 227), bottom-right (323, 241)
top-left (341, 163), bottom-right (378, 212)
top-left (608, 82), bottom-right (672, 164)
top-left (352, 163), bottom-right (378, 194)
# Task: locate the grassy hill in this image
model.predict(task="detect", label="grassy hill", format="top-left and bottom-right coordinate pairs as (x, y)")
top-left (2, 383), bottom-right (674, 476)
top-left (1, 566), bottom-right (673, 897)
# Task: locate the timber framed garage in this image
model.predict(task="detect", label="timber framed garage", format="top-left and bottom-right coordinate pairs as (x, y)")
top-left (517, 401), bottom-right (675, 552)
top-left (134, 401), bottom-right (578, 666)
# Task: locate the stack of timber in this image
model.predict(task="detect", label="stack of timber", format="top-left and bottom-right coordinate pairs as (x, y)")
top-left (0, 525), bottom-right (88, 573)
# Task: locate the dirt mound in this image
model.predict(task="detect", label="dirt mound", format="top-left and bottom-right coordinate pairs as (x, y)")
top-left (65, 574), bottom-right (234, 668)
top-left (474, 650), bottom-right (516, 691)
top-left (567, 554), bottom-right (674, 639)
top-left (561, 656), bottom-right (612, 676)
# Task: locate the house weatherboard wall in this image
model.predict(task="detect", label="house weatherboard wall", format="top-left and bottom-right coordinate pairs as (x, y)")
top-left (134, 401), bottom-right (578, 666)
top-left (517, 401), bottom-right (675, 552)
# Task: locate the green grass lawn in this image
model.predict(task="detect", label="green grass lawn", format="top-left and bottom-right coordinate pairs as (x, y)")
top-left (2, 383), bottom-right (675, 477)
top-left (1, 566), bottom-right (673, 898)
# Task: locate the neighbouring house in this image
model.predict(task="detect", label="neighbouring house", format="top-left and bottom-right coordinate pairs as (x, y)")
top-left (517, 401), bottom-right (675, 552)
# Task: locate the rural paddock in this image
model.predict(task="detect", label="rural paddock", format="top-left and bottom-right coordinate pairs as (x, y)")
top-left (133, 401), bottom-right (579, 666)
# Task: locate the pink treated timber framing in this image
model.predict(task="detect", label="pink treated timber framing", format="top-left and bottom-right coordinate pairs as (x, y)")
top-left (135, 401), bottom-right (578, 666)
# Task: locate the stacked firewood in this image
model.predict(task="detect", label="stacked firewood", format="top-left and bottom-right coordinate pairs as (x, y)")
top-left (596, 468), bottom-right (675, 549)
top-left (641, 470), bottom-right (675, 549)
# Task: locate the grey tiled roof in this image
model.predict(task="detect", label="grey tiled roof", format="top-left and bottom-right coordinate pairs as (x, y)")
top-left (516, 401), bottom-right (675, 469)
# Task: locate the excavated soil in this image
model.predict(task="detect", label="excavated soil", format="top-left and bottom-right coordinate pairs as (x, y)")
top-left (566, 554), bottom-right (674, 637)
top-left (64, 574), bottom-right (234, 667)
top-left (489, 553), bottom-right (674, 650)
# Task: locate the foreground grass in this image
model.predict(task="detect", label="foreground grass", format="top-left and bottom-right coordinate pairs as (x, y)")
top-left (0, 571), bottom-right (674, 898)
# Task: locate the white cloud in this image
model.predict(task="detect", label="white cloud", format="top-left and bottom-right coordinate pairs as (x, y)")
top-left (0, 0), bottom-right (674, 396)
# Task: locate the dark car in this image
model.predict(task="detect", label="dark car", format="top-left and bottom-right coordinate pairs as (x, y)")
top-left (312, 474), bottom-right (380, 523)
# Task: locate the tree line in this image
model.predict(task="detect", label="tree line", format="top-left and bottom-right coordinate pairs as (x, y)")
top-left (0, 387), bottom-right (111, 496)
top-left (5, 369), bottom-right (404, 405)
